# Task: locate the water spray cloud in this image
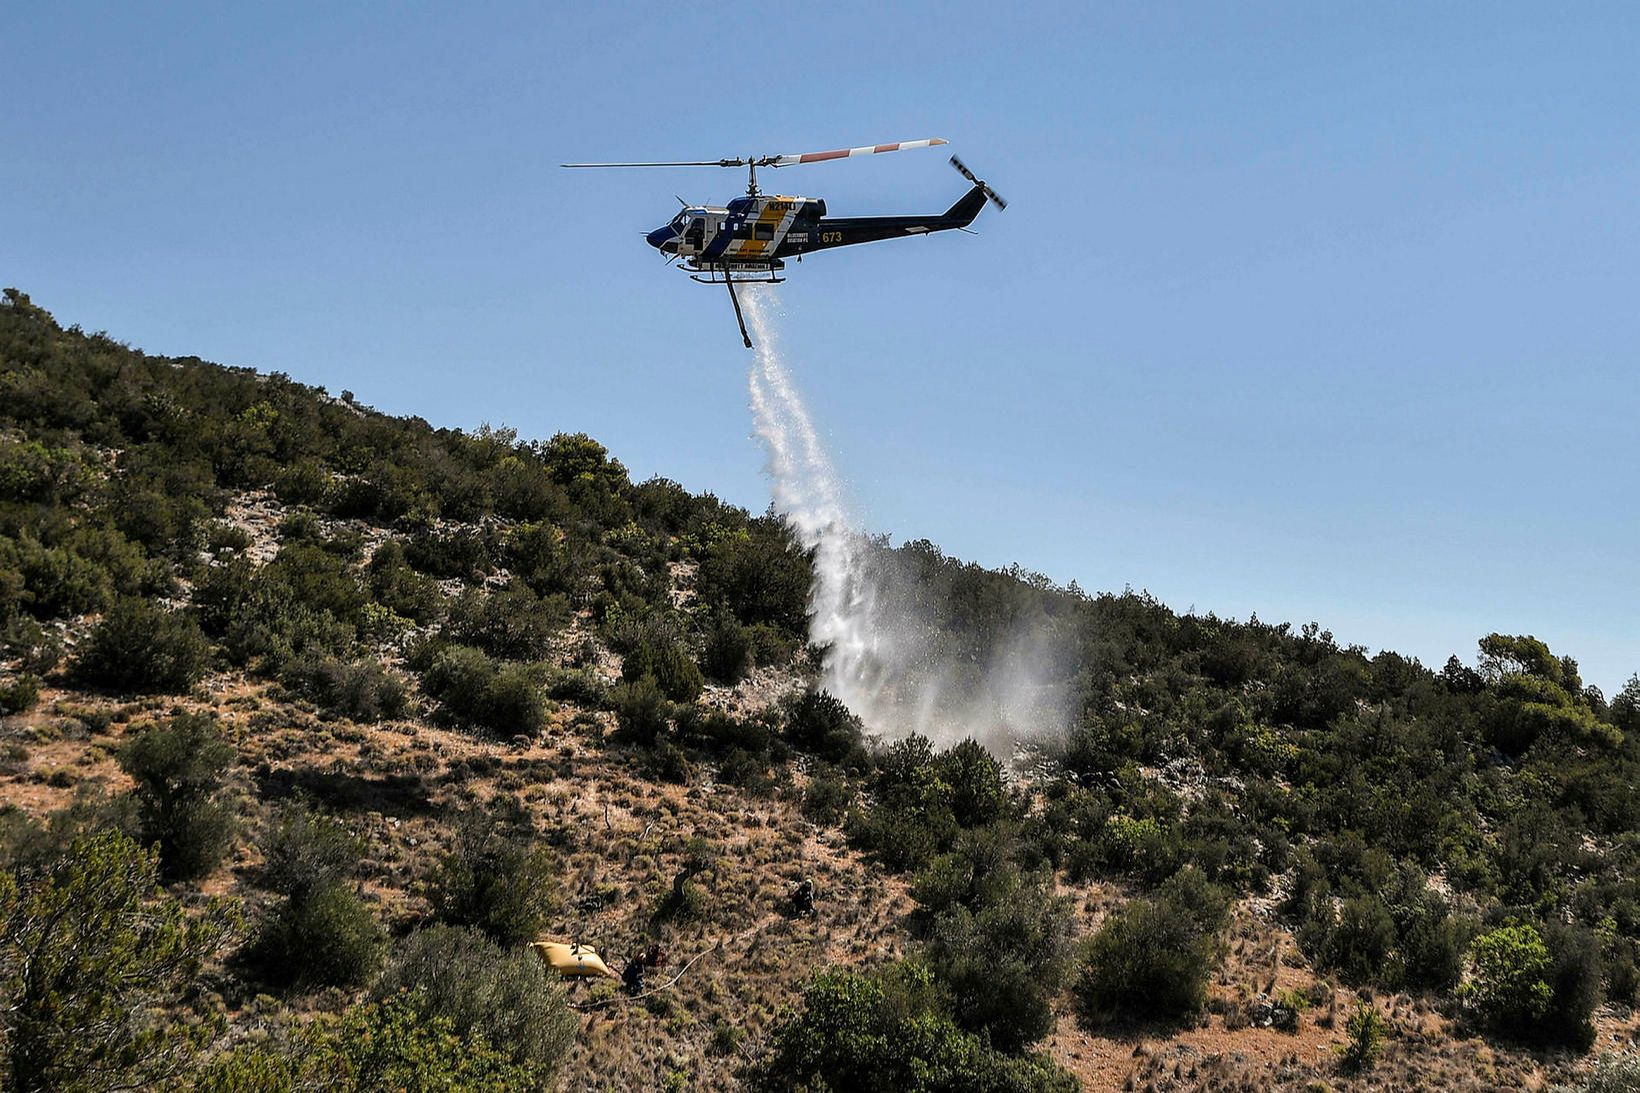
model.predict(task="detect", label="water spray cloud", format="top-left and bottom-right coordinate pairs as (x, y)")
top-left (741, 286), bottom-right (1071, 752)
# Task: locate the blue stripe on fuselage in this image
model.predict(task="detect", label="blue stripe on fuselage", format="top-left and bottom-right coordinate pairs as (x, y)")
top-left (702, 219), bottom-right (734, 260)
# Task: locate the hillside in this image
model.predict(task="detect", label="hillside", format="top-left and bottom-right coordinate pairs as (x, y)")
top-left (1, 286), bottom-right (1638, 1092)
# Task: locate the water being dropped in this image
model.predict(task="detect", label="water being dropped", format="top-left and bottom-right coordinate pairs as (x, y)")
top-left (739, 284), bottom-right (1070, 751)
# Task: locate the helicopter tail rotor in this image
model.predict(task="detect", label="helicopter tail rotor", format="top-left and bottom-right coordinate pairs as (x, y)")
top-left (949, 156), bottom-right (1007, 210)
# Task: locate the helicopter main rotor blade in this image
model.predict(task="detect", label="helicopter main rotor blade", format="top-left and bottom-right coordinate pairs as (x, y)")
top-left (763, 138), bottom-right (947, 168)
top-left (560, 159), bottom-right (747, 168)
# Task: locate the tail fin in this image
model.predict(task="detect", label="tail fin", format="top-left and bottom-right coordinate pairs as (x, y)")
top-left (943, 184), bottom-right (989, 227)
top-left (943, 157), bottom-right (1007, 226)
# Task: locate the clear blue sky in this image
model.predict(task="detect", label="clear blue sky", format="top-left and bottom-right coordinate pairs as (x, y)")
top-left (5, 3), bottom-right (1637, 692)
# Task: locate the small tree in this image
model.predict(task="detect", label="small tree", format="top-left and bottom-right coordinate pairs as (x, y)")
top-left (117, 711), bottom-right (238, 882)
top-left (744, 962), bottom-right (1077, 1093)
top-left (613, 674), bottom-right (672, 745)
top-left (75, 598), bottom-right (209, 694)
top-left (289, 656), bottom-right (409, 722)
top-left (253, 883), bottom-right (385, 990)
top-left (259, 802), bottom-right (363, 900)
top-left (0, 831), bottom-right (234, 1092)
top-left (375, 925), bottom-right (575, 1080)
top-left (0, 673), bottom-right (41, 715)
top-left (621, 629), bottom-right (704, 702)
top-left (248, 805), bottom-right (384, 989)
top-left (941, 739), bottom-right (1008, 828)
top-left (428, 817), bottom-right (557, 946)
top-left (702, 611), bottom-right (752, 684)
top-left (1550, 1053), bottom-right (1640, 1093)
top-left (1463, 922), bottom-right (1552, 1036)
top-left (422, 645), bottom-right (545, 736)
top-left (784, 690), bottom-right (867, 767)
top-left (195, 992), bottom-right (534, 1092)
top-left (925, 874), bottom-right (1076, 1052)
top-left (1338, 1000), bottom-right (1385, 1073)
top-left (658, 836), bottom-right (717, 921)
top-left (1075, 867), bottom-right (1228, 1024)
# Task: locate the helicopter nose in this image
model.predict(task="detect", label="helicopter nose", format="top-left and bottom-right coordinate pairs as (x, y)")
top-left (646, 226), bottom-right (676, 249)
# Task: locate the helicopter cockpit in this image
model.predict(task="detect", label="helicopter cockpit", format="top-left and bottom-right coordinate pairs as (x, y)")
top-left (648, 208), bottom-right (714, 255)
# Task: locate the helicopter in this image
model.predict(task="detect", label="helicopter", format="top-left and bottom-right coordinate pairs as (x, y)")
top-left (562, 138), bottom-right (1006, 347)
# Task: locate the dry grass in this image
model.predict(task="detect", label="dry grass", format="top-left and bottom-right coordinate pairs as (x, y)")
top-left (3, 665), bottom-right (1634, 1090)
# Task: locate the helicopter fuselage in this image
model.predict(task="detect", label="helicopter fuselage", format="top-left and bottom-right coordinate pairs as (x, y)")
top-left (646, 183), bottom-right (990, 278)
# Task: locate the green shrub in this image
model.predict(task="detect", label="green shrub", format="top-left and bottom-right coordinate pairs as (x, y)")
top-left (0, 788), bottom-right (141, 874)
top-left (1338, 1000), bottom-right (1385, 1072)
top-left (848, 735), bottom-right (967, 872)
top-left (744, 962), bottom-right (1076, 1093)
top-left (613, 675), bottom-right (672, 745)
top-left (195, 992), bottom-right (535, 1092)
top-left (258, 804), bottom-right (363, 901)
top-left (648, 739), bottom-right (692, 784)
top-left (657, 836), bottom-right (717, 923)
top-left (1, 616), bottom-right (63, 675)
top-left (941, 739), bottom-right (1007, 828)
top-left (1542, 922), bottom-right (1603, 1049)
top-left (715, 747), bottom-right (766, 790)
top-left (1075, 867), bottom-right (1228, 1024)
top-left (271, 458), bottom-right (333, 506)
top-left (0, 673), bottom-right (41, 715)
top-left (404, 527), bottom-right (492, 579)
top-left (910, 824), bottom-right (1023, 920)
top-left (848, 802), bottom-right (945, 873)
top-left (701, 611), bottom-right (751, 683)
top-left (802, 767), bottom-right (854, 826)
top-left (444, 584), bottom-right (569, 661)
top-left (116, 711), bottom-right (237, 882)
top-left (375, 925), bottom-right (574, 1079)
top-left (421, 645), bottom-right (544, 736)
top-left (1550, 1053), bottom-right (1640, 1093)
top-left (249, 805), bottom-right (384, 989)
top-left (746, 622), bottom-right (799, 667)
top-left (0, 831), bottom-right (233, 1093)
top-left (195, 558), bottom-right (356, 672)
top-left (1318, 895), bottom-right (1398, 987)
top-left (677, 705), bottom-right (771, 754)
top-left (695, 520), bottom-right (810, 634)
top-left (1463, 922), bottom-right (1553, 1036)
top-left (1098, 813), bottom-right (1182, 883)
top-left (251, 881), bottom-right (385, 989)
top-left (4, 534), bottom-right (117, 619)
top-left (428, 822), bottom-right (557, 946)
top-left (925, 874), bottom-right (1075, 1052)
top-left (287, 656), bottom-right (409, 722)
top-left (784, 690), bottom-right (866, 767)
top-left (75, 598), bottom-right (209, 694)
top-left (621, 629), bottom-right (704, 702)
top-left (366, 539), bottom-right (444, 623)
top-left (544, 666), bottom-right (607, 707)
top-left (261, 542), bottom-right (366, 625)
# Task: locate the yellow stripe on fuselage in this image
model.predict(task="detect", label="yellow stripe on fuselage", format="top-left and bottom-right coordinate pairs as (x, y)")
top-left (733, 199), bottom-right (794, 258)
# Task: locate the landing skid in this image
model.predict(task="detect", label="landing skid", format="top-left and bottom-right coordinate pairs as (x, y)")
top-left (686, 261), bottom-right (780, 348)
top-left (687, 268), bottom-right (784, 285)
